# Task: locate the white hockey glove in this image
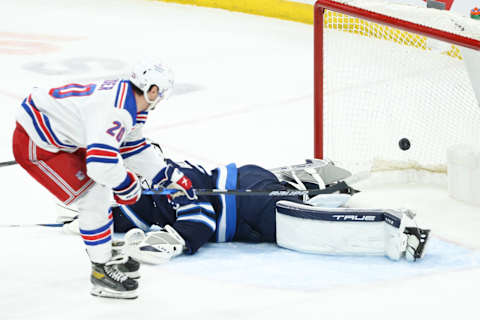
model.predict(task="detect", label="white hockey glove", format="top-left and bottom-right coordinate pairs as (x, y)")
top-left (113, 170), bottom-right (142, 205)
top-left (123, 225), bottom-right (186, 264)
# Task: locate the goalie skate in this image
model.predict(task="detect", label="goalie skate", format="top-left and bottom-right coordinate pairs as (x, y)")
top-left (404, 227), bottom-right (431, 262)
top-left (270, 159), bottom-right (352, 189)
top-left (90, 257), bottom-right (138, 299)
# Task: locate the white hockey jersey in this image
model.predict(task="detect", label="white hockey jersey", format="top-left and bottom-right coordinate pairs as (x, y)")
top-left (16, 79), bottom-right (165, 190)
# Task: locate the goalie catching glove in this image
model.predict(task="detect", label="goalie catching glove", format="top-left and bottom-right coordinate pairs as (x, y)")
top-left (123, 225), bottom-right (186, 264)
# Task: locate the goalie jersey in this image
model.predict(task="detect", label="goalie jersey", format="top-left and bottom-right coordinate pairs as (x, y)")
top-left (112, 159), bottom-right (300, 254)
top-left (16, 79), bottom-right (165, 189)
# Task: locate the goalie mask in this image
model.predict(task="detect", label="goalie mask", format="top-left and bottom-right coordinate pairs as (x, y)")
top-left (129, 58), bottom-right (174, 111)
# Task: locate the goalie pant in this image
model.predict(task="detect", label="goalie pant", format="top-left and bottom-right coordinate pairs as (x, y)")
top-left (112, 159), bottom-right (411, 259)
top-left (112, 159), bottom-right (301, 254)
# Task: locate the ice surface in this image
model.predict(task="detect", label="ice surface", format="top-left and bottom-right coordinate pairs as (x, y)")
top-left (166, 240), bottom-right (480, 291)
top-left (0, 0), bottom-right (479, 319)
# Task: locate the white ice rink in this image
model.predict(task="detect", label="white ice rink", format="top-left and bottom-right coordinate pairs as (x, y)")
top-left (1, 0), bottom-right (480, 319)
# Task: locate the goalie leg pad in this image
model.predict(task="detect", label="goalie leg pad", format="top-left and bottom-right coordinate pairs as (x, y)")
top-left (276, 201), bottom-right (412, 259)
top-left (305, 193), bottom-right (351, 208)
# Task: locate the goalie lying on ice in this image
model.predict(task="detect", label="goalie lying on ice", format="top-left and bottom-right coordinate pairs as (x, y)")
top-left (81, 158), bottom-right (430, 264)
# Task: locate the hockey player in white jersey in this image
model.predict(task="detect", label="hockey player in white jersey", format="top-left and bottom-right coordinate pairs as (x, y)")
top-left (11, 58), bottom-right (186, 299)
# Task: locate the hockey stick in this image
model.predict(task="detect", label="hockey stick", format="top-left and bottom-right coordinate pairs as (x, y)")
top-left (0, 160), bottom-right (17, 167)
top-left (0, 222), bottom-right (64, 228)
top-left (143, 181), bottom-right (357, 197)
top-left (0, 204), bottom-right (78, 228)
top-left (0, 184), bottom-right (357, 228)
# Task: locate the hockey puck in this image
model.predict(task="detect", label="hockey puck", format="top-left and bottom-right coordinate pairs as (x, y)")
top-left (399, 138), bottom-right (411, 151)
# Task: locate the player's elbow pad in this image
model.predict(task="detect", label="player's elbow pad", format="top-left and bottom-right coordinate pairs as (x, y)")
top-left (86, 162), bottom-right (126, 188)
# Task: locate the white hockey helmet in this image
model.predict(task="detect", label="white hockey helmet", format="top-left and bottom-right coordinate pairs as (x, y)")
top-left (129, 58), bottom-right (174, 111)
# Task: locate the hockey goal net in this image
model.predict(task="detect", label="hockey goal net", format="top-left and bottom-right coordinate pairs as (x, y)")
top-left (314, 0), bottom-right (480, 176)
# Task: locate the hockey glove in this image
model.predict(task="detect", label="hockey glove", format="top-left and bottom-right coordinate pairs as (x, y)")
top-left (152, 165), bottom-right (197, 201)
top-left (113, 170), bottom-right (142, 205)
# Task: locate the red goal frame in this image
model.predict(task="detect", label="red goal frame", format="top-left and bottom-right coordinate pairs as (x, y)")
top-left (313, 0), bottom-right (480, 159)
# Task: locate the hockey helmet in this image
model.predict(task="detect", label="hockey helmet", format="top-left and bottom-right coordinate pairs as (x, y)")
top-left (129, 58), bottom-right (174, 111)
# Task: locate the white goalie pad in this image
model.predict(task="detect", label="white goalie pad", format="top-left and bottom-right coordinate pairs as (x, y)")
top-left (275, 201), bottom-right (409, 260)
top-left (123, 225), bottom-right (186, 264)
top-left (269, 159), bottom-right (352, 190)
top-left (306, 193), bottom-right (351, 208)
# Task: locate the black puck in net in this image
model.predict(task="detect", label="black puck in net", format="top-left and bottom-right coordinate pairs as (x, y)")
top-left (399, 138), bottom-right (411, 151)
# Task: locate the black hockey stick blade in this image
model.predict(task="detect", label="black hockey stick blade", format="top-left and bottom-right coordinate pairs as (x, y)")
top-left (0, 160), bottom-right (17, 167)
top-left (0, 223), bottom-right (64, 228)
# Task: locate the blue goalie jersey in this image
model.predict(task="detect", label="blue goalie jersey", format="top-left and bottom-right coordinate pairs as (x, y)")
top-left (112, 159), bottom-right (299, 254)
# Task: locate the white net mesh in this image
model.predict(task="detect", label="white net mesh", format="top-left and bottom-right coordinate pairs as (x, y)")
top-left (319, 0), bottom-right (480, 174)
top-left (329, 0), bottom-right (480, 39)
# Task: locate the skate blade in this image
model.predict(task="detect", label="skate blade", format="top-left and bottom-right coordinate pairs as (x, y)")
top-left (90, 286), bottom-right (138, 299)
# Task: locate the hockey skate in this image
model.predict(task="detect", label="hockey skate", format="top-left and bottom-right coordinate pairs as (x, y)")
top-left (90, 256), bottom-right (139, 299)
top-left (404, 227), bottom-right (431, 261)
top-left (112, 240), bottom-right (141, 279)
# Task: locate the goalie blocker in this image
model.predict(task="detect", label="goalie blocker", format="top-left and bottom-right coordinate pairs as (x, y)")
top-left (275, 201), bottom-right (430, 261)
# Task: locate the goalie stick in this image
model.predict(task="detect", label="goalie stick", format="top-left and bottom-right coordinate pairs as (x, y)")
top-left (1, 183), bottom-right (357, 228)
top-left (143, 181), bottom-right (358, 197)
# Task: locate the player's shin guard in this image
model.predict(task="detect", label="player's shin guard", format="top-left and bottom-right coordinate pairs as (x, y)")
top-left (77, 183), bottom-right (115, 263)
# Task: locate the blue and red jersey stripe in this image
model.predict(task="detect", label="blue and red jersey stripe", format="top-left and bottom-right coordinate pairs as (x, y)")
top-left (21, 95), bottom-right (76, 150)
top-left (136, 111), bottom-right (148, 125)
top-left (86, 143), bottom-right (119, 164)
top-left (120, 138), bottom-right (150, 159)
top-left (114, 80), bottom-right (137, 126)
top-left (115, 81), bottom-right (129, 110)
top-left (80, 211), bottom-right (113, 246)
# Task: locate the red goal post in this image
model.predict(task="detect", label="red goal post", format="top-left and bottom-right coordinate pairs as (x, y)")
top-left (313, 0), bottom-right (480, 173)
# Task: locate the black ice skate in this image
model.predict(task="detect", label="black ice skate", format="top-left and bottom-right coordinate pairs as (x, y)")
top-left (404, 227), bottom-right (431, 261)
top-left (112, 240), bottom-right (141, 279)
top-left (90, 259), bottom-right (138, 299)
top-left (115, 256), bottom-right (140, 279)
